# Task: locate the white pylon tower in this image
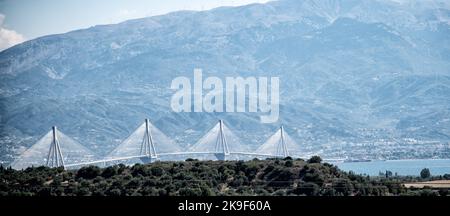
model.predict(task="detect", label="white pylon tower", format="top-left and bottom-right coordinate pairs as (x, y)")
top-left (215, 120), bottom-right (230, 160)
top-left (46, 126), bottom-right (65, 168)
top-left (277, 126), bottom-right (289, 157)
top-left (140, 119), bottom-right (158, 160)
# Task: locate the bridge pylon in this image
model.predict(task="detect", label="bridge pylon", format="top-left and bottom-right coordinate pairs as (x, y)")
top-left (255, 125), bottom-right (297, 158)
top-left (46, 126), bottom-right (65, 168)
top-left (214, 120), bottom-right (230, 161)
top-left (139, 119), bottom-right (158, 163)
top-left (278, 125), bottom-right (289, 157)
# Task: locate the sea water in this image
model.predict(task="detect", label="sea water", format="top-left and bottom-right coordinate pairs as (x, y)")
top-left (334, 159), bottom-right (450, 176)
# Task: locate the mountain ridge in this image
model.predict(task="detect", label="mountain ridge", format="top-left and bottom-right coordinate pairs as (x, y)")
top-left (1, 0), bottom-right (450, 164)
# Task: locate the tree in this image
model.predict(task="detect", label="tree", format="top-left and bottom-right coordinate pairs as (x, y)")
top-left (385, 170), bottom-right (393, 178)
top-left (443, 174), bottom-right (450, 180)
top-left (150, 166), bottom-right (164, 176)
top-left (420, 168), bottom-right (431, 179)
top-left (76, 166), bottom-right (101, 179)
top-left (284, 160), bottom-right (293, 167)
top-left (307, 156), bottom-right (322, 164)
top-left (101, 166), bottom-right (118, 178)
top-left (131, 164), bottom-right (148, 176)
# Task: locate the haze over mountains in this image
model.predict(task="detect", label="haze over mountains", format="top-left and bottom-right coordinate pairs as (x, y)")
top-left (1, 0), bottom-right (450, 164)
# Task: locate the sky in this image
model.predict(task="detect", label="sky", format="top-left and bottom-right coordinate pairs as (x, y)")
top-left (0, 0), bottom-right (270, 51)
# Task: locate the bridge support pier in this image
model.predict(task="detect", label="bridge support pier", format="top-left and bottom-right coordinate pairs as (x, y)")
top-left (140, 156), bottom-right (158, 164)
top-left (214, 120), bottom-right (230, 161)
top-left (46, 126), bottom-right (65, 168)
top-left (278, 126), bottom-right (290, 158)
top-left (139, 119), bottom-right (158, 164)
top-left (214, 153), bottom-right (229, 161)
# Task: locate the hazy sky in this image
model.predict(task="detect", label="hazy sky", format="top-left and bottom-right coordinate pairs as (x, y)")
top-left (0, 0), bottom-right (270, 51)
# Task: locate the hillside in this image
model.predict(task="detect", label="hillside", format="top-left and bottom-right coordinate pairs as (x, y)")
top-left (1, 157), bottom-right (448, 196)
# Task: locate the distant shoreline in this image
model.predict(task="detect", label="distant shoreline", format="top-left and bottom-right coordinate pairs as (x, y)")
top-left (330, 158), bottom-right (450, 164)
top-left (334, 158), bottom-right (450, 176)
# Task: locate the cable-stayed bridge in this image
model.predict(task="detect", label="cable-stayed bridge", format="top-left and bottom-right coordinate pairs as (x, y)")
top-left (11, 119), bottom-right (301, 170)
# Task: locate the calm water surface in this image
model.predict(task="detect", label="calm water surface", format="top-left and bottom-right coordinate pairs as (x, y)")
top-left (334, 159), bottom-right (450, 176)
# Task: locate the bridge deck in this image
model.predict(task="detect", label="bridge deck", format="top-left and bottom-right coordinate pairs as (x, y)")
top-left (64, 152), bottom-right (285, 167)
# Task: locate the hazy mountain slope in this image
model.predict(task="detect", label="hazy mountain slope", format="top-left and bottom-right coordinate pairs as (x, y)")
top-left (1, 0), bottom-right (450, 164)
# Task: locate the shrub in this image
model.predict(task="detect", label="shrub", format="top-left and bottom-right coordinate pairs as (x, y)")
top-left (76, 166), bottom-right (101, 179)
top-left (307, 156), bottom-right (322, 164)
top-left (294, 182), bottom-right (320, 196)
top-left (150, 166), bottom-right (164, 176)
top-left (285, 160), bottom-right (293, 167)
top-left (420, 168), bottom-right (431, 179)
top-left (101, 166), bottom-right (118, 178)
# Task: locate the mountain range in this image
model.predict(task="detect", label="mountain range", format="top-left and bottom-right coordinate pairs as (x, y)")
top-left (1, 0), bottom-right (450, 164)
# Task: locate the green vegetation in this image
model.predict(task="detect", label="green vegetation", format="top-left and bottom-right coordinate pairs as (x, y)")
top-left (420, 168), bottom-right (431, 179)
top-left (0, 157), bottom-right (448, 196)
top-left (307, 156), bottom-right (322, 164)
